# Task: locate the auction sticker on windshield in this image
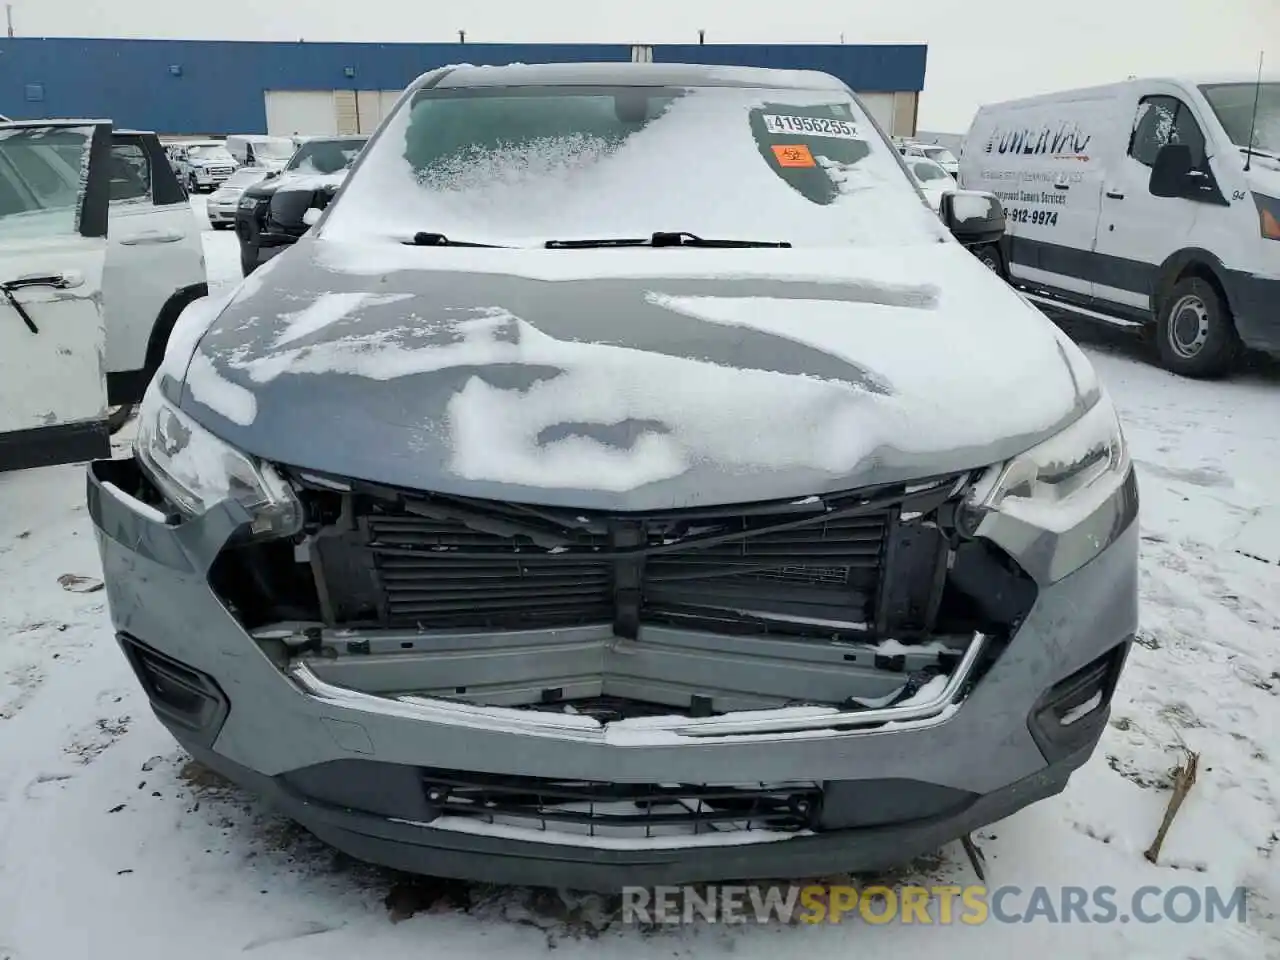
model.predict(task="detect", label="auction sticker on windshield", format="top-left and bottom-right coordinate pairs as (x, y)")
top-left (771, 144), bottom-right (817, 168)
top-left (763, 114), bottom-right (859, 139)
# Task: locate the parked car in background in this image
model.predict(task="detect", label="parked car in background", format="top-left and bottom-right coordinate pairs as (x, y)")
top-left (235, 134), bottom-right (367, 274)
top-left (899, 140), bottom-right (960, 176)
top-left (226, 134), bottom-right (295, 172)
top-left (960, 74), bottom-right (1280, 377)
top-left (173, 140), bottom-right (238, 193)
top-left (205, 167), bottom-right (269, 230)
top-left (905, 155), bottom-right (958, 210)
top-left (92, 63), bottom-right (1137, 893)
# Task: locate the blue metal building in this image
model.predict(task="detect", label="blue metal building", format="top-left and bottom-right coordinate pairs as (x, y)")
top-left (0, 37), bottom-right (927, 136)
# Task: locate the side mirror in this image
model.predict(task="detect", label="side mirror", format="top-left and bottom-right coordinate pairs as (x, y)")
top-left (939, 190), bottom-right (1006, 245)
top-left (1149, 143), bottom-right (1194, 198)
top-left (265, 169), bottom-right (280, 180)
top-left (302, 207), bottom-right (323, 227)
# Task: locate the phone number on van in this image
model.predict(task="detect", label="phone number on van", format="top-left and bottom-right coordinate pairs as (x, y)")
top-left (1006, 208), bottom-right (1059, 227)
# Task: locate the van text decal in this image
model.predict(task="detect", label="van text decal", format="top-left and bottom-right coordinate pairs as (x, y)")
top-left (983, 121), bottom-right (1092, 158)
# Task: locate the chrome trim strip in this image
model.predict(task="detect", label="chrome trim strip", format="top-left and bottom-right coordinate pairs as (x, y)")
top-left (285, 632), bottom-right (986, 741)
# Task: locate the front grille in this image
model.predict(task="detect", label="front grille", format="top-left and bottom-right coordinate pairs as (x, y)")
top-left (368, 514), bottom-right (613, 629)
top-left (304, 476), bottom-right (963, 640)
top-left (420, 768), bottom-right (820, 837)
top-left (643, 512), bottom-right (884, 632)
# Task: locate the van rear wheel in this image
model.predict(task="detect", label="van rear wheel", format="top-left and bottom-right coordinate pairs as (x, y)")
top-left (1155, 278), bottom-right (1238, 378)
top-left (974, 244), bottom-right (1004, 278)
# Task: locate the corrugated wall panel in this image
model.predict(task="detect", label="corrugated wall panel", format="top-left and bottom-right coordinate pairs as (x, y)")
top-left (651, 44), bottom-right (927, 93)
top-left (0, 38), bottom-right (633, 133)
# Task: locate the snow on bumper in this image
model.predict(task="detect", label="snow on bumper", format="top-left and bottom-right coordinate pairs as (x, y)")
top-left (86, 456), bottom-right (1138, 887)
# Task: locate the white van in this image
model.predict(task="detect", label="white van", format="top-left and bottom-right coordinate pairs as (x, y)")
top-left (959, 75), bottom-right (1280, 377)
top-left (225, 135), bottom-right (296, 172)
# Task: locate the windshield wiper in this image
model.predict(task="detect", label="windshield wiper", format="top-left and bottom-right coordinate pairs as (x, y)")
top-left (404, 232), bottom-right (507, 248)
top-left (544, 231), bottom-right (791, 249)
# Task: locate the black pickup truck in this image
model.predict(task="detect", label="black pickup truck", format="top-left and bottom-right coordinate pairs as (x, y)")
top-left (235, 134), bottom-right (367, 275)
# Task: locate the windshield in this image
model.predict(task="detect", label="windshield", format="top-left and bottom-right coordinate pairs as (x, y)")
top-left (286, 138), bottom-right (367, 174)
top-left (324, 83), bottom-right (946, 248)
top-left (189, 145), bottom-right (232, 161)
top-left (256, 139), bottom-right (296, 159)
top-left (923, 146), bottom-right (957, 164)
top-left (910, 159), bottom-right (950, 183)
top-left (0, 126), bottom-right (90, 237)
top-left (1200, 82), bottom-right (1280, 155)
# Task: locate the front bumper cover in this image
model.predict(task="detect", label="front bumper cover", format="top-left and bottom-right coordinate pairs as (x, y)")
top-left (88, 455), bottom-right (1139, 889)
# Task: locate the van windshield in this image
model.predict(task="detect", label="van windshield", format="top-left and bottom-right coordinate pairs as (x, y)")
top-left (256, 140), bottom-right (296, 159)
top-left (1199, 82), bottom-right (1280, 156)
top-left (923, 147), bottom-right (957, 165)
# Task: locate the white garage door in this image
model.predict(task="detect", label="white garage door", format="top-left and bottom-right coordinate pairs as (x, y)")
top-left (354, 90), bottom-right (408, 134)
top-left (264, 91), bottom-right (339, 137)
top-left (265, 90), bottom-right (407, 137)
top-left (857, 93), bottom-right (896, 136)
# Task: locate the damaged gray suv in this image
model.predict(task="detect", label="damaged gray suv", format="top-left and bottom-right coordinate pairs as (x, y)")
top-left (89, 62), bottom-right (1138, 890)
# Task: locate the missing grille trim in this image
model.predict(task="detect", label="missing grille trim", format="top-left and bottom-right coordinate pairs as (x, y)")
top-left (293, 472), bottom-right (967, 640)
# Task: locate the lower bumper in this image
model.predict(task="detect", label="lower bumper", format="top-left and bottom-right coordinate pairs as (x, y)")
top-left (175, 732), bottom-right (1095, 890)
top-left (1223, 269), bottom-right (1280, 354)
top-left (89, 456), bottom-right (1139, 890)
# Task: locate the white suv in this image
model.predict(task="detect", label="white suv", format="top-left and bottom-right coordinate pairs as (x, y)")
top-left (0, 121), bottom-right (208, 470)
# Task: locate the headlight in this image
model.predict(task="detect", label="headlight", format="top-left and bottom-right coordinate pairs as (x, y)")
top-left (134, 384), bottom-right (301, 539)
top-left (966, 392), bottom-right (1130, 534)
top-left (239, 196), bottom-right (260, 210)
top-left (1254, 193), bottom-right (1280, 241)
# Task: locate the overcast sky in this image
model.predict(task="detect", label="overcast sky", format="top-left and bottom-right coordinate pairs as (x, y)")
top-left (12, 0), bottom-right (1278, 129)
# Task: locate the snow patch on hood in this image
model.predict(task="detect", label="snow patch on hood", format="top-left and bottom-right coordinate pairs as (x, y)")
top-left (184, 351), bottom-right (257, 426)
top-left (643, 290), bottom-right (1081, 452)
top-left (158, 288), bottom-right (236, 388)
top-left (274, 291), bottom-right (413, 346)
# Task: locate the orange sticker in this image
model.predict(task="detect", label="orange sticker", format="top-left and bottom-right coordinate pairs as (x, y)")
top-left (772, 144), bottom-right (816, 168)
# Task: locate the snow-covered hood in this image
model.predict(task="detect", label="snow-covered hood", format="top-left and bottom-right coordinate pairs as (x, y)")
top-left (274, 170), bottom-right (348, 192)
top-left (1243, 157), bottom-right (1280, 196)
top-left (171, 237), bottom-right (1101, 511)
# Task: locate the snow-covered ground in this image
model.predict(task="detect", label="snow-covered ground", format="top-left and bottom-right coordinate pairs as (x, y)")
top-left (1, 197), bottom-right (1278, 958)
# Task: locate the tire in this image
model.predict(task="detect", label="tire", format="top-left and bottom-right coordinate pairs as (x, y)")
top-left (107, 404), bottom-right (135, 435)
top-left (240, 245), bottom-right (260, 277)
top-left (1155, 277), bottom-right (1239, 378)
top-left (974, 244), bottom-right (1004, 278)
top-left (211, 221), bottom-right (230, 230)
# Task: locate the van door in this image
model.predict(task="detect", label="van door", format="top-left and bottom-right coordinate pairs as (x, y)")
top-left (0, 121), bottom-right (113, 472)
top-left (961, 98), bottom-right (1109, 298)
top-left (103, 132), bottom-right (207, 403)
top-left (1091, 91), bottom-right (1216, 313)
